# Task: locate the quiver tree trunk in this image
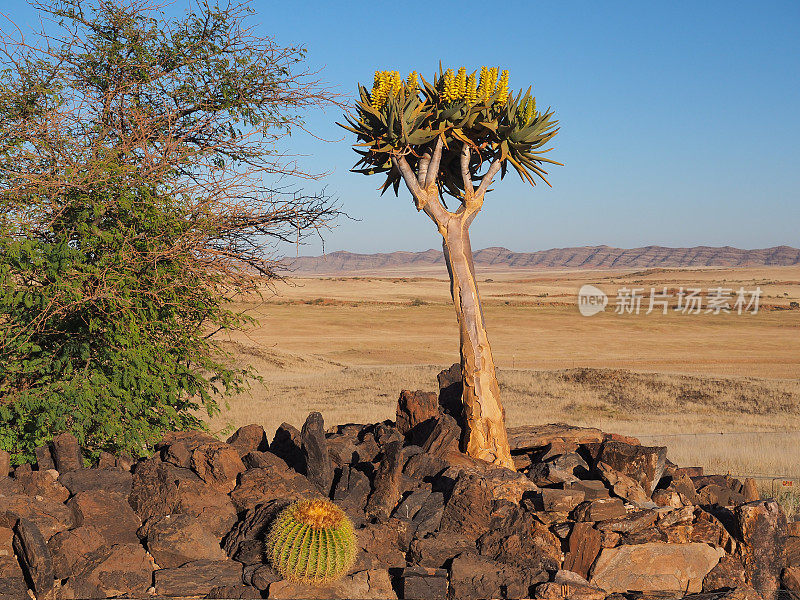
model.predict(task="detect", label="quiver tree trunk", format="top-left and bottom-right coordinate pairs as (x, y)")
top-left (391, 141), bottom-right (514, 469)
top-left (441, 217), bottom-right (514, 468)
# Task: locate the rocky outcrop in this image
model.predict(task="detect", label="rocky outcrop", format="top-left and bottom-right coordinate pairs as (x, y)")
top-left (0, 382), bottom-right (794, 599)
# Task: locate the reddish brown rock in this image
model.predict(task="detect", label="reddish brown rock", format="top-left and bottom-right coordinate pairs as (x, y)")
top-left (440, 472), bottom-right (492, 541)
top-left (542, 488), bottom-right (585, 513)
top-left (396, 390), bottom-right (440, 439)
top-left (12, 518), bottom-right (54, 597)
top-left (783, 566), bottom-right (800, 592)
top-left (449, 552), bottom-right (533, 600)
top-left (67, 490), bottom-right (141, 545)
top-left (420, 414), bottom-right (461, 458)
top-left (190, 442), bottom-right (245, 493)
top-left (268, 568), bottom-right (397, 600)
top-left (401, 566), bottom-right (448, 600)
top-left (597, 441), bottom-right (667, 496)
top-left (0, 494), bottom-right (75, 539)
top-left (34, 446), bottom-right (55, 472)
top-left (596, 461), bottom-right (650, 505)
top-left (230, 464), bottom-right (322, 513)
top-left (59, 468), bottom-right (132, 497)
top-left (735, 499), bottom-right (787, 599)
top-left (703, 554), bottom-right (747, 591)
top-left (158, 430), bottom-right (218, 468)
top-left (741, 478), bottom-right (760, 502)
top-left (354, 519), bottom-right (411, 571)
top-left (365, 440), bottom-right (403, 521)
top-left (64, 542), bottom-right (153, 598)
top-left (0, 556), bottom-right (29, 598)
top-left (269, 422), bottom-right (305, 472)
top-left (596, 509), bottom-right (658, 534)
top-left (563, 522), bottom-right (601, 579)
top-left (565, 479), bottom-right (610, 501)
top-left (144, 513), bottom-right (227, 568)
top-left (590, 542), bottom-right (724, 593)
top-left (129, 457), bottom-right (238, 537)
top-left (506, 423), bottom-right (605, 453)
top-left (154, 559), bottom-right (242, 596)
top-left (573, 497), bottom-right (627, 522)
top-left (785, 535), bottom-right (800, 567)
top-left (226, 424), bottom-right (269, 457)
top-left (48, 525), bottom-right (107, 579)
top-left (51, 432), bottom-right (83, 472)
top-left (14, 469), bottom-right (69, 503)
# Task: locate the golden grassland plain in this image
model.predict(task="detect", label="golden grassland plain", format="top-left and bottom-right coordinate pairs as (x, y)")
top-left (207, 265), bottom-right (800, 508)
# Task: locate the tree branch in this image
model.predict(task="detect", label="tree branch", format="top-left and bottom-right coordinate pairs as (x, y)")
top-left (460, 143), bottom-right (473, 201)
top-left (474, 158), bottom-right (502, 199)
top-left (423, 136), bottom-right (443, 190)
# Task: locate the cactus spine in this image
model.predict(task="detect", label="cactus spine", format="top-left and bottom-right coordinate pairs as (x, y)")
top-left (266, 499), bottom-right (356, 585)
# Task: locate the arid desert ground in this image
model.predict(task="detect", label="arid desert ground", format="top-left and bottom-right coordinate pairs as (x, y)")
top-left (207, 264), bottom-right (800, 511)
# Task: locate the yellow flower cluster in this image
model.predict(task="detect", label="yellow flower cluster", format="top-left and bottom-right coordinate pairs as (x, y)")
top-left (407, 71), bottom-right (418, 92)
top-left (371, 70), bottom-right (404, 109)
top-left (440, 66), bottom-right (509, 105)
top-left (522, 96), bottom-right (537, 123)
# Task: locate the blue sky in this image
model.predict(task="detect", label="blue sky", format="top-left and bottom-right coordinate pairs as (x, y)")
top-left (6, 1), bottom-right (799, 255)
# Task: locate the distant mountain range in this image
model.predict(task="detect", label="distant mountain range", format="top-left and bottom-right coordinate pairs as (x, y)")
top-left (281, 245), bottom-right (800, 274)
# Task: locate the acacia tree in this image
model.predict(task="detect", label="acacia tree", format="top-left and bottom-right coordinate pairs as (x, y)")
top-left (0, 0), bottom-right (339, 462)
top-left (341, 67), bottom-right (559, 467)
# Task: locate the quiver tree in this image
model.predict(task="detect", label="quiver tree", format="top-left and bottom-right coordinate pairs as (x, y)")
top-left (340, 67), bottom-right (559, 468)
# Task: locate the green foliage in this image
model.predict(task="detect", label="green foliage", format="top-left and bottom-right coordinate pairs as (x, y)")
top-left (339, 66), bottom-right (560, 200)
top-left (0, 1), bottom-right (336, 464)
top-left (266, 499), bottom-right (357, 585)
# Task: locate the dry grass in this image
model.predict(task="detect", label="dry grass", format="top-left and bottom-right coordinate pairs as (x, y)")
top-left (206, 265), bottom-right (800, 495)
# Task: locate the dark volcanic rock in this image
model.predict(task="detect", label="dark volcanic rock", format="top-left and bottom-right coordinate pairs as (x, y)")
top-left (14, 469), bottom-right (70, 503)
top-left (301, 411), bottom-right (333, 494)
top-left (508, 423), bottom-right (605, 453)
top-left (230, 463), bottom-right (322, 512)
top-left (0, 556), bottom-right (29, 599)
top-left (223, 499), bottom-right (286, 563)
top-left (596, 509), bottom-right (658, 534)
top-left (67, 489), bottom-right (141, 545)
top-left (565, 479), bottom-right (610, 501)
top-left (401, 565), bottom-right (448, 600)
top-left (333, 465), bottom-right (372, 522)
top-left (735, 499), bottom-right (787, 599)
top-left (411, 491), bottom-right (445, 538)
top-left (12, 518), bottom-right (54, 597)
top-left (34, 445), bottom-right (55, 471)
top-left (408, 532), bottom-right (475, 568)
top-left (542, 488), bottom-right (585, 512)
top-left (154, 559), bottom-right (243, 596)
top-left (420, 414), bottom-right (461, 458)
top-left (436, 363), bottom-right (463, 420)
top-left (129, 456), bottom-right (238, 537)
top-left (59, 468), bottom-right (132, 497)
top-left (365, 440), bottom-right (403, 521)
top-left (50, 431), bottom-right (83, 472)
top-left (62, 542), bottom-right (153, 598)
top-left (226, 424), bottom-right (269, 457)
top-left (397, 389), bottom-right (440, 443)
top-left (703, 554), bottom-right (748, 591)
top-left (190, 441), bottom-right (246, 493)
top-left (573, 497), bottom-right (627, 522)
top-left (48, 525), bottom-right (106, 579)
top-left (144, 513), bottom-right (227, 568)
top-left (206, 584), bottom-right (262, 599)
top-left (439, 472), bottom-right (492, 541)
top-left (563, 522), bottom-right (602, 579)
top-left (269, 422), bottom-right (305, 472)
top-left (449, 552), bottom-right (531, 600)
top-left (597, 441), bottom-right (667, 496)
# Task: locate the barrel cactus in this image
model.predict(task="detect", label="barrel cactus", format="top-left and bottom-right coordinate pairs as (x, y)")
top-left (266, 499), bottom-right (357, 584)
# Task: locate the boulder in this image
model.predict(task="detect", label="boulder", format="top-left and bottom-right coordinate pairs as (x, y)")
top-left (396, 390), bottom-right (440, 442)
top-left (703, 554), bottom-right (747, 591)
top-left (154, 559), bottom-right (243, 596)
top-left (230, 464), bottom-right (322, 513)
top-left (67, 489), bottom-right (141, 545)
top-left (410, 491), bottom-right (445, 538)
top-left (129, 456), bottom-right (238, 537)
top-left (565, 479), bottom-right (610, 501)
top-left (14, 469), bottom-right (69, 503)
top-left (783, 566), bottom-right (800, 593)
top-left (223, 500), bottom-right (287, 563)
top-left (786, 535), bottom-right (800, 567)
top-left (50, 432), bottom-right (83, 472)
top-left (12, 518), bottom-right (54, 597)
top-left (439, 472), bottom-right (492, 541)
top-left (354, 519), bottom-right (410, 571)
top-left (333, 465), bottom-right (372, 522)
top-left (542, 488), bottom-right (585, 513)
top-left (269, 422), bottom-right (305, 472)
top-left (34, 446), bottom-right (55, 472)
top-left (741, 477), bottom-right (760, 502)
top-left (401, 566), bottom-right (448, 600)
top-left (206, 584), bottom-right (262, 599)
top-left (596, 461), bottom-right (651, 505)
top-left (589, 541), bottom-right (724, 593)
top-left (301, 412), bottom-right (333, 494)
top-left (573, 497), bottom-right (627, 522)
top-left (249, 564), bottom-right (280, 591)
top-left (365, 440), bottom-right (403, 521)
top-left (0, 556), bottom-right (29, 599)
top-left (535, 572), bottom-right (606, 600)
top-left (0, 494), bottom-right (75, 539)
top-left (437, 362), bottom-right (463, 419)
top-left (59, 468), bottom-right (132, 497)
top-left (597, 441), bottom-right (667, 496)
top-left (449, 552), bottom-right (531, 600)
top-left (403, 451), bottom-right (449, 481)
top-left (420, 414), bottom-right (461, 458)
top-left (48, 525), bottom-right (107, 579)
top-left (735, 499), bottom-right (787, 599)
top-left (595, 509), bottom-right (658, 534)
top-left (408, 532), bottom-right (475, 568)
top-left (507, 423), bottom-right (605, 453)
top-left (190, 441), bottom-right (246, 493)
top-left (63, 542), bottom-right (153, 598)
top-left (563, 522), bottom-right (602, 579)
top-left (144, 513), bottom-right (227, 568)
top-left (268, 568), bottom-right (397, 599)
top-left (226, 424), bottom-right (269, 457)
top-left (157, 429), bottom-right (218, 468)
